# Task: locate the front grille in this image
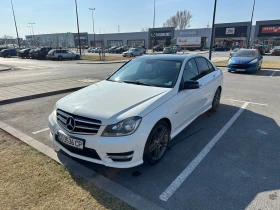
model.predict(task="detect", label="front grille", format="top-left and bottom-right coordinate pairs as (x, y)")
top-left (55, 134), bottom-right (101, 160)
top-left (230, 64), bottom-right (251, 69)
top-left (57, 109), bottom-right (102, 135)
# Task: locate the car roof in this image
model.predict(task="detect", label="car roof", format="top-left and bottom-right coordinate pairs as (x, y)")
top-left (135, 54), bottom-right (193, 61)
top-left (239, 49), bottom-right (258, 52)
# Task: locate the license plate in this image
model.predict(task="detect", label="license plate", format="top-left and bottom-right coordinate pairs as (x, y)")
top-left (236, 69), bottom-right (245, 71)
top-left (57, 132), bottom-right (84, 149)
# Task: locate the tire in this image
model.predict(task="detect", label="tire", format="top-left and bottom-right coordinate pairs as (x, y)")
top-left (75, 55), bottom-right (80, 60)
top-left (210, 88), bottom-right (221, 112)
top-left (143, 120), bottom-right (170, 165)
top-left (7, 54), bottom-right (11, 58)
top-left (58, 56), bottom-right (63, 61)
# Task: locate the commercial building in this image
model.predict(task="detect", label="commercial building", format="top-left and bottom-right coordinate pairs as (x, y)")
top-left (24, 19), bottom-right (280, 49)
top-left (254, 19), bottom-right (280, 48)
top-left (213, 22), bottom-right (251, 48)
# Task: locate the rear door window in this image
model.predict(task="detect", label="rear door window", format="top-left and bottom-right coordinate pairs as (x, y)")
top-left (195, 57), bottom-right (210, 78)
top-left (206, 61), bottom-right (215, 73)
top-left (183, 59), bottom-right (199, 81)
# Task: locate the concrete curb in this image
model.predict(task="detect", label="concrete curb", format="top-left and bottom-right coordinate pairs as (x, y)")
top-left (0, 122), bottom-right (165, 210)
top-left (77, 60), bottom-right (129, 64)
top-left (0, 86), bottom-right (87, 106)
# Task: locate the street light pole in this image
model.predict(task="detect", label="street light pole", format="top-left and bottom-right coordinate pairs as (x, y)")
top-left (28, 23), bottom-right (35, 46)
top-left (209, 0), bottom-right (217, 60)
top-left (10, 0), bottom-right (20, 48)
top-left (89, 8), bottom-right (96, 47)
top-left (247, 0), bottom-right (256, 48)
top-left (75, 0), bottom-right (81, 56)
top-left (153, 0), bottom-right (156, 28)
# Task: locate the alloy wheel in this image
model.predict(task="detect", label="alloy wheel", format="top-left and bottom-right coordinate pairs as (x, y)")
top-left (211, 88), bottom-right (221, 112)
top-left (149, 125), bottom-right (169, 161)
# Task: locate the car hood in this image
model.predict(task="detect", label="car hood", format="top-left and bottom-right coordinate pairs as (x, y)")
top-left (231, 57), bottom-right (257, 63)
top-left (56, 80), bottom-right (173, 125)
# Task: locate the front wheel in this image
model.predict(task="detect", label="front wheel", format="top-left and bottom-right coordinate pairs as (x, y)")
top-left (210, 88), bottom-right (221, 112)
top-left (58, 56), bottom-right (63, 61)
top-left (7, 54), bottom-right (11, 58)
top-left (143, 120), bottom-right (170, 165)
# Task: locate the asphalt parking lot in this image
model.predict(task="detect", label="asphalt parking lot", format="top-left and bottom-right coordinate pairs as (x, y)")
top-left (0, 65), bottom-right (279, 209)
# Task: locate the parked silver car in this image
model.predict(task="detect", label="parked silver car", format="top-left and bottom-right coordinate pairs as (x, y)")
top-left (47, 49), bottom-right (80, 60)
top-left (122, 48), bottom-right (144, 57)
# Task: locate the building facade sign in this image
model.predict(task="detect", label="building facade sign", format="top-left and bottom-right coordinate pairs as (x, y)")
top-left (215, 26), bottom-right (247, 38)
top-left (225, 28), bottom-right (235, 34)
top-left (150, 31), bottom-right (171, 39)
top-left (261, 26), bottom-right (280, 33)
top-left (179, 31), bottom-right (197, 36)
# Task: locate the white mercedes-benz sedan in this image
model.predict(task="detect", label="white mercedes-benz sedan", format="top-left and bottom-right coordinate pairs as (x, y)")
top-left (48, 54), bottom-right (223, 168)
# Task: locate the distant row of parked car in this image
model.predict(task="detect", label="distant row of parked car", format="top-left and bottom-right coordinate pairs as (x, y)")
top-left (87, 45), bottom-right (147, 55)
top-left (0, 47), bottom-right (80, 60)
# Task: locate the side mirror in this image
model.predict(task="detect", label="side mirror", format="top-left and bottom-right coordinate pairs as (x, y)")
top-left (260, 55), bottom-right (263, 59)
top-left (184, 81), bottom-right (200, 89)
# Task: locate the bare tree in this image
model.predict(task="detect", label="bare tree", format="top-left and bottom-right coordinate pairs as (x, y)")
top-left (163, 10), bottom-right (192, 29)
top-left (141, 27), bottom-right (149, 32)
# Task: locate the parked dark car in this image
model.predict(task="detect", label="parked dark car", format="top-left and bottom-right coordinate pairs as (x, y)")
top-left (153, 45), bottom-right (164, 52)
top-left (28, 49), bottom-right (36, 59)
top-left (271, 46), bottom-right (280, 56)
top-left (114, 46), bottom-right (127, 54)
top-left (108, 46), bottom-right (117, 53)
top-left (0, 49), bottom-right (17, 58)
top-left (34, 47), bottom-right (52, 59)
top-left (18, 48), bottom-right (31, 58)
top-left (214, 45), bottom-right (230, 51)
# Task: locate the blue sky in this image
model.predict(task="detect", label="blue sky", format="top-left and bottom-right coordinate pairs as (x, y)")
top-left (1, 0), bottom-right (280, 38)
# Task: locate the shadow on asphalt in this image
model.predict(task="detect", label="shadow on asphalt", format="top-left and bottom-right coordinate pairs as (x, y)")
top-left (56, 103), bottom-right (280, 210)
top-left (230, 69), bottom-right (279, 77)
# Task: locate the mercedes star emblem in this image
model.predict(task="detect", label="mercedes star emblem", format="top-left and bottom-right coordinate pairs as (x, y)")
top-left (66, 116), bottom-right (76, 131)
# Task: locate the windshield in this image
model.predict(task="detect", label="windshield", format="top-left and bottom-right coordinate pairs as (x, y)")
top-left (108, 59), bottom-right (182, 88)
top-left (233, 48), bottom-right (239, 52)
top-left (233, 50), bottom-right (258, 57)
top-left (129, 48), bottom-right (135, 52)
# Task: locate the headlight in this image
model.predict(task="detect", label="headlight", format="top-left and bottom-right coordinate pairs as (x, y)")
top-left (101, 116), bottom-right (142, 137)
top-left (249, 58), bottom-right (258, 64)
top-left (53, 105), bottom-right (57, 117)
top-left (228, 58), bottom-right (233, 64)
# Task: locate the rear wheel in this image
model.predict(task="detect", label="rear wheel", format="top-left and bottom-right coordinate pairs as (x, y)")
top-left (75, 55), bottom-right (80, 60)
top-left (143, 120), bottom-right (170, 165)
top-left (210, 88), bottom-right (221, 112)
top-left (7, 54), bottom-right (11, 58)
top-left (58, 55), bottom-right (63, 61)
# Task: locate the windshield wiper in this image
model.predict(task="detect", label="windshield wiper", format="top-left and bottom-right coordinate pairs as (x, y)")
top-left (122, 80), bottom-right (154, 86)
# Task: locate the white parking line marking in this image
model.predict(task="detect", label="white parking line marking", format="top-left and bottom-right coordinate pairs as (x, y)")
top-left (228, 99), bottom-right (268, 106)
top-left (32, 128), bottom-right (50, 135)
top-left (270, 71), bottom-right (276, 77)
top-left (159, 102), bottom-right (249, 201)
top-left (257, 129), bottom-right (267, 135)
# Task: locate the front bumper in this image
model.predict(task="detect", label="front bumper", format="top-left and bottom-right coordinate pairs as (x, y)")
top-left (48, 111), bottom-right (152, 168)
top-left (227, 62), bottom-right (259, 72)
